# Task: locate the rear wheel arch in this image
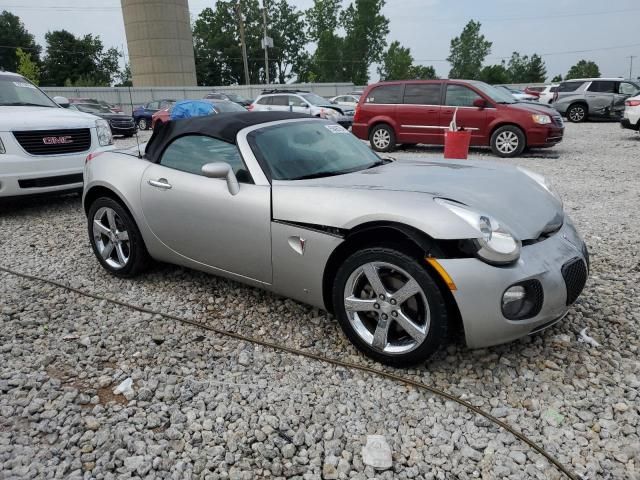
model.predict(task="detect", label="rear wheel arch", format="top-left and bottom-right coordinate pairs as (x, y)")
top-left (321, 222), bottom-right (462, 337)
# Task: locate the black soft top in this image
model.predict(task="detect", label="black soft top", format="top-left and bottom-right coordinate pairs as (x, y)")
top-left (144, 111), bottom-right (311, 163)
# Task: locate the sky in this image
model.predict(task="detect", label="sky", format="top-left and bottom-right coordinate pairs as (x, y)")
top-left (2, 0), bottom-right (639, 82)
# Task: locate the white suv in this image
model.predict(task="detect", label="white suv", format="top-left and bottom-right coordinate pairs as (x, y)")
top-left (249, 90), bottom-right (353, 128)
top-left (0, 72), bottom-right (114, 198)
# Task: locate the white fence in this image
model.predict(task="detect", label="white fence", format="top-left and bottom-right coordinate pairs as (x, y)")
top-left (41, 83), bottom-right (358, 114)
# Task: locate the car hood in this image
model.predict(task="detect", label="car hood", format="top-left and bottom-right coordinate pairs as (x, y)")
top-left (506, 102), bottom-right (559, 115)
top-left (275, 158), bottom-right (564, 241)
top-left (0, 106), bottom-right (99, 131)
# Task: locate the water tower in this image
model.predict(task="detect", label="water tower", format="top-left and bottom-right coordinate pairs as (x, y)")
top-left (121, 0), bottom-right (197, 86)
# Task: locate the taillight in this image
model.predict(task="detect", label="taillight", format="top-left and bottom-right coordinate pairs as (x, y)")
top-left (247, 104), bottom-right (254, 111)
top-left (626, 100), bottom-right (640, 107)
top-left (353, 103), bottom-right (361, 123)
top-left (85, 151), bottom-right (104, 164)
top-left (552, 91), bottom-right (558, 103)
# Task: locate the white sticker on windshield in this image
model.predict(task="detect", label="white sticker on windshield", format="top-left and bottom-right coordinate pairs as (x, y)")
top-left (325, 124), bottom-right (347, 133)
top-left (13, 81), bottom-right (36, 89)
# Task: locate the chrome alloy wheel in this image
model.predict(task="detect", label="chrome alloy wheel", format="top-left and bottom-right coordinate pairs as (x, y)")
top-left (495, 130), bottom-right (520, 155)
top-left (343, 262), bottom-right (430, 355)
top-left (569, 106), bottom-right (586, 122)
top-left (92, 207), bottom-right (130, 269)
top-left (372, 128), bottom-right (391, 150)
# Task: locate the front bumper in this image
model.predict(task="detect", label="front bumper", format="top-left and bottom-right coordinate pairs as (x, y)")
top-left (526, 125), bottom-right (564, 147)
top-left (438, 217), bottom-right (588, 349)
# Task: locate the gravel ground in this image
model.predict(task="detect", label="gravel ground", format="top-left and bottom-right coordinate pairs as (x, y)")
top-left (1, 123), bottom-right (639, 479)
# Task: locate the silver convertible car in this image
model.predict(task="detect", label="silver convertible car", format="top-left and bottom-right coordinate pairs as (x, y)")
top-left (83, 111), bottom-right (589, 366)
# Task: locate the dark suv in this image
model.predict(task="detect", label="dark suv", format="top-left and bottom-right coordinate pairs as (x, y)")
top-left (351, 79), bottom-right (564, 157)
top-left (552, 78), bottom-right (640, 123)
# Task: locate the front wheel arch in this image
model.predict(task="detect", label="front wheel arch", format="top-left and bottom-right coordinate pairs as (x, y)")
top-left (321, 222), bottom-right (463, 338)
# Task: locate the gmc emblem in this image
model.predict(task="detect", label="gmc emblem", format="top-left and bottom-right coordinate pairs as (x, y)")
top-left (42, 136), bottom-right (73, 145)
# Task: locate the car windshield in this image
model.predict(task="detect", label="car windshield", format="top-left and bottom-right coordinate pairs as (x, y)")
top-left (302, 93), bottom-right (331, 106)
top-left (469, 81), bottom-right (516, 104)
top-left (249, 120), bottom-right (383, 181)
top-left (213, 101), bottom-right (247, 112)
top-left (74, 103), bottom-right (112, 114)
top-left (0, 75), bottom-right (58, 107)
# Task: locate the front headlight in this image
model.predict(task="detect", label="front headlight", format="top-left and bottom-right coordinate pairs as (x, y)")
top-left (435, 198), bottom-right (521, 265)
top-left (532, 114), bottom-right (551, 125)
top-left (96, 119), bottom-right (113, 146)
top-left (518, 167), bottom-right (562, 204)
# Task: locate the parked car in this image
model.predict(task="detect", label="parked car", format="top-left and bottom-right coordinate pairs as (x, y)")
top-left (537, 85), bottom-right (559, 105)
top-left (330, 94), bottom-right (361, 108)
top-left (83, 111), bottom-right (588, 366)
top-left (152, 99), bottom-right (247, 129)
top-left (69, 103), bottom-right (136, 137)
top-left (203, 92), bottom-right (252, 108)
top-left (524, 86), bottom-right (544, 98)
top-left (553, 78), bottom-right (640, 123)
top-left (621, 94), bottom-right (640, 132)
top-left (133, 99), bottom-right (175, 130)
top-left (69, 98), bottom-right (123, 114)
top-left (351, 80), bottom-right (564, 157)
top-left (495, 85), bottom-right (538, 102)
top-left (250, 89), bottom-right (354, 128)
top-left (0, 71), bottom-right (113, 198)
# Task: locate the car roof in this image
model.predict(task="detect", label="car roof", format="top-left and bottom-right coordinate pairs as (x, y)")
top-left (562, 78), bottom-right (630, 82)
top-left (144, 111), bottom-right (311, 163)
top-left (0, 71), bottom-right (22, 77)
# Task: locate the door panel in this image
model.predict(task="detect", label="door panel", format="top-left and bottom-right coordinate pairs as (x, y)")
top-left (585, 81), bottom-right (616, 117)
top-left (140, 163), bottom-right (272, 283)
top-left (440, 84), bottom-right (488, 144)
top-left (397, 83), bottom-right (443, 145)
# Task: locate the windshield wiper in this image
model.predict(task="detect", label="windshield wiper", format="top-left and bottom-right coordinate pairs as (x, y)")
top-left (365, 159), bottom-right (386, 169)
top-left (1, 102), bottom-right (52, 107)
top-left (291, 170), bottom-right (345, 180)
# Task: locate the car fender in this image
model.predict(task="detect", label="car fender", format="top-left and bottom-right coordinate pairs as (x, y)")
top-left (366, 115), bottom-right (399, 135)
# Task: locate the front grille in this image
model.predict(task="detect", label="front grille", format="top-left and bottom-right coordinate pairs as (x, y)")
top-left (18, 173), bottom-right (83, 189)
top-left (110, 118), bottom-right (135, 128)
top-left (552, 115), bottom-right (564, 127)
top-left (561, 258), bottom-right (588, 306)
top-left (13, 129), bottom-right (91, 155)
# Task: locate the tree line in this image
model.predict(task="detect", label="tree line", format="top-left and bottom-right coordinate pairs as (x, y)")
top-left (1, 3), bottom-right (603, 87)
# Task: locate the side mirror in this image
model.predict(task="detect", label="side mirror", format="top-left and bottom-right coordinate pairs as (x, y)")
top-left (473, 98), bottom-right (487, 109)
top-left (53, 96), bottom-right (70, 108)
top-left (201, 162), bottom-right (240, 195)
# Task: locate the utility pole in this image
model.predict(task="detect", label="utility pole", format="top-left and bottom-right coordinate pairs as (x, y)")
top-left (236, 0), bottom-right (250, 86)
top-left (629, 55), bottom-right (636, 79)
top-left (262, 0), bottom-right (269, 84)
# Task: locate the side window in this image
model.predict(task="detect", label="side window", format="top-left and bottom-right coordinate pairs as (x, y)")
top-left (558, 82), bottom-right (582, 92)
top-left (160, 135), bottom-right (253, 183)
top-left (365, 85), bottom-right (402, 104)
top-left (257, 96), bottom-right (272, 105)
top-left (147, 101), bottom-right (160, 110)
top-left (288, 95), bottom-right (307, 107)
top-left (619, 82), bottom-right (638, 95)
top-left (587, 81), bottom-right (616, 93)
top-left (270, 95), bottom-right (288, 106)
top-left (403, 83), bottom-right (442, 105)
top-left (445, 84), bottom-right (482, 107)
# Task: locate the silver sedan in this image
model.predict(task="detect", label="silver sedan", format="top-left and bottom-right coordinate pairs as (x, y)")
top-left (83, 111), bottom-right (589, 366)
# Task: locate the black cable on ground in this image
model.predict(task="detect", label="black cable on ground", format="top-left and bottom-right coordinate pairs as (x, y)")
top-left (0, 265), bottom-right (578, 480)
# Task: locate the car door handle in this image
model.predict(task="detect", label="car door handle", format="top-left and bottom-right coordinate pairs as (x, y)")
top-left (148, 178), bottom-right (172, 189)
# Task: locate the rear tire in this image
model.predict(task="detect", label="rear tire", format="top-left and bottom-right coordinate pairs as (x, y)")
top-left (88, 197), bottom-right (150, 278)
top-left (369, 124), bottom-right (396, 152)
top-left (566, 103), bottom-right (588, 123)
top-left (332, 246), bottom-right (449, 367)
top-left (490, 125), bottom-right (526, 158)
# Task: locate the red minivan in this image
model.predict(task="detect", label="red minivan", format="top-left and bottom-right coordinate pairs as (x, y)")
top-left (351, 80), bottom-right (564, 157)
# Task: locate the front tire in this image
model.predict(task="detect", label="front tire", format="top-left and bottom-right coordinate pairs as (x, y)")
top-left (137, 118), bottom-right (148, 130)
top-left (490, 125), bottom-right (526, 158)
top-left (566, 103), bottom-right (588, 123)
top-left (87, 197), bottom-right (149, 278)
top-left (332, 247), bottom-right (449, 367)
top-left (369, 124), bottom-right (396, 152)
